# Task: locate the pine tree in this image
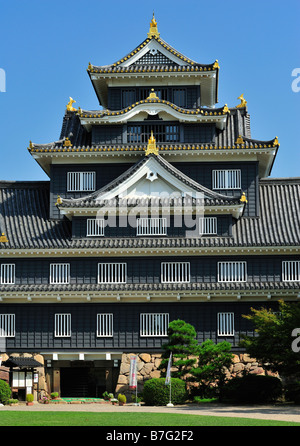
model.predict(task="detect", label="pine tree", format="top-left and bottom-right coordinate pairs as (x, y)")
top-left (159, 319), bottom-right (200, 379)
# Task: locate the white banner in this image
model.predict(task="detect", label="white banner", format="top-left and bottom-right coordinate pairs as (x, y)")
top-left (129, 355), bottom-right (137, 389)
top-left (165, 352), bottom-right (172, 385)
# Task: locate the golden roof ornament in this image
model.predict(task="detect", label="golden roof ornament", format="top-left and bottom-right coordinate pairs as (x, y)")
top-left (213, 60), bottom-right (220, 69)
top-left (147, 12), bottom-right (160, 38)
top-left (236, 94), bottom-right (247, 108)
top-left (147, 88), bottom-right (159, 100)
top-left (273, 136), bottom-right (280, 146)
top-left (235, 135), bottom-right (244, 145)
top-left (55, 195), bottom-right (63, 206)
top-left (145, 131), bottom-right (159, 156)
top-left (66, 97), bottom-right (77, 112)
top-left (0, 233), bottom-right (8, 243)
top-left (63, 137), bottom-right (72, 147)
top-left (223, 104), bottom-right (230, 114)
top-left (240, 192), bottom-right (248, 203)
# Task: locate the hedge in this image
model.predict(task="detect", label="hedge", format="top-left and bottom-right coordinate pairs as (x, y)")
top-left (143, 378), bottom-right (187, 406)
top-left (220, 374), bottom-right (282, 404)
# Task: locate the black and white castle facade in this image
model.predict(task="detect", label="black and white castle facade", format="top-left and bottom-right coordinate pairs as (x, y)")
top-left (0, 15), bottom-right (299, 400)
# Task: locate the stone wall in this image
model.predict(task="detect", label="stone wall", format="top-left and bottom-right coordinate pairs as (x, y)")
top-left (115, 352), bottom-right (278, 399)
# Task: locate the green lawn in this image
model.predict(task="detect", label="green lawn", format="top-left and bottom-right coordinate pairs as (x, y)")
top-left (0, 412), bottom-right (299, 426)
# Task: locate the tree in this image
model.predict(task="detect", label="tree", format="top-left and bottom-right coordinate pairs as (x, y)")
top-left (159, 319), bottom-right (199, 379)
top-left (191, 339), bottom-right (233, 397)
top-left (239, 300), bottom-right (300, 378)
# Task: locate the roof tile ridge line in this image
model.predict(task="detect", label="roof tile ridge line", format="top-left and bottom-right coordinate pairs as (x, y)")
top-left (260, 177), bottom-right (300, 183)
top-left (0, 180), bottom-right (50, 188)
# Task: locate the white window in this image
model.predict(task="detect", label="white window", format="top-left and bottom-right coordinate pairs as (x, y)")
top-left (97, 314), bottom-right (113, 337)
top-left (282, 261), bottom-right (300, 282)
top-left (98, 263), bottom-right (127, 283)
top-left (137, 218), bottom-right (167, 236)
top-left (212, 169), bottom-right (241, 189)
top-left (217, 312), bottom-right (235, 336)
top-left (199, 217), bottom-right (217, 235)
top-left (67, 171), bottom-right (96, 192)
top-left (161, 262), bottom-right (190, 283)
top-left (218, 261), bottom-right (247, 282)
top-left (87, 218), bottom-right (105, 236)
top-left (50, 264), bottom-right (70, 284)
top-left (140, 313), bottom-right (169, 337)
top-left (54, 313), bottom-right (71, 337)
top-left (0, 314), bottom-right (15, 337)
top-left (0, 264), bottom-right (15, 284)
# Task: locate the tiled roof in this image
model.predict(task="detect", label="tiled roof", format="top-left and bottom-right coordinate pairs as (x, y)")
top-left (88, 35), bottom-right (218, 73)
top-left (0, 281), bottom-right (299, 293)
top-left (0, 178), bottom-right (299, 250)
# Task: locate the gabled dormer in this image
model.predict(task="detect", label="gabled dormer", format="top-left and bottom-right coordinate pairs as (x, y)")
top-left (87, 14), bottom-right (219, 109)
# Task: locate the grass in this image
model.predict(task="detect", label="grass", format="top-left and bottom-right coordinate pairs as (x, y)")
top-left (0, 412), bottom-right (299, 426)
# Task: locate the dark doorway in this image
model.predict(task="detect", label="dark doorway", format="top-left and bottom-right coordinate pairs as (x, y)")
top-left (60, 367), bottom-right (106, 397)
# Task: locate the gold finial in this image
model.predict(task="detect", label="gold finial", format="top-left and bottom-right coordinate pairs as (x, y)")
top-left (55, 195), bottom-right (63, 206)
top-left (29, 141), bottom-right (34, 149)
top-left (147, 88), bottom-right (159, 100)
top-left (145, 131), bottom-right (159, 156)
top-left (213, 60), bottom-right (220, 69)
top-left (240, 192), bottom-right (248, 203)
top-left (147, 12), bottom-right (160, 38)
top-left (223, 104), bottom-right (230, 114)
top-left (273, 136), bottom-right (280, 146)
top-left (63, 137), bottom-right (72, 147)
top-left (88, 62), bottom-right (92, 70)
top-left (66, 97), bottom-right (77, 112)
top-left (236, 94), bottom-right (247, 108)
top-left (0, 233), bottom-right (8, 243)
top-left (235, 135), bottom-right (244, 145)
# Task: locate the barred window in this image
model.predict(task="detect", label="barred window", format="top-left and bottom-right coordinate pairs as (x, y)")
top-left (217, 313), bottom-right (235, 336)
top-left (212, 170), bottom-right (241, 190)
top-left (87, 218), bottom-right (105, 237)
top-left (98, 263), bottom-right (127, 283)
top-left (161, 262), bottom-right (190, 283)
top-left (140, 313), bottom-right (169, 337)
top-left (282, 261), bottom-right (300, 282)
top-left (218, 261), bottom-right (247, 282)
top-left (137, 218), bottom-right (167, 236)
top-left (54, 313), bottom-right (71, 337)
top-left (50, 264), bottom-right (70, 284)
top-left (0, 264), bottom-right (15, 284)
top-left (67, 172), bottom-right (96, 192)
top-left (199, 217), bottom-right (217, 235)
top-left (97, 314), bottom-right (113, 337)
top-left (0, 314), bottom-right (15, 337)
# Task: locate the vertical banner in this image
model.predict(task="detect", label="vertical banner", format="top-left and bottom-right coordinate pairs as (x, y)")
top-left (129, 355), bottom-right (137, 389)
top-left (165, 352), bottom-right (172, 385)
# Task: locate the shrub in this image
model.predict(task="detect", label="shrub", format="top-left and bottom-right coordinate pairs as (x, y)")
top-left (284, 381), bottom-right (300, 404)
top-left (143, 378), bottom-right (188, 406)
top-left (220, 375), bottom-right (282, 404)
top-left (50, 392), bottom-right (59, 399)
top-left (0, 379), bottom-right (11, 405)
top-left (118, 394), bottom-right (127, 403)
top-left (26, 393), bottom-right (34, 402)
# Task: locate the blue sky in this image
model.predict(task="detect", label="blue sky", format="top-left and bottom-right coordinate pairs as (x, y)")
top-left (0, 0), bottom-right (299, 181)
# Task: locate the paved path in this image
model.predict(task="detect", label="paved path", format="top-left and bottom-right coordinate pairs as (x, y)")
top-left (1, 402), bottom-right (300, 423)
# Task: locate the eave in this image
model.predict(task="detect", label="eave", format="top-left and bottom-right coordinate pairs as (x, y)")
top-left (0, 245), bottom-right (299, 259)
top-left (78, 100), bottom-right (228, 130)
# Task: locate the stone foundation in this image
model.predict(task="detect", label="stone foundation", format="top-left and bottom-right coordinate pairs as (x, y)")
top-left (115, 352), bottom-right (279, 398)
